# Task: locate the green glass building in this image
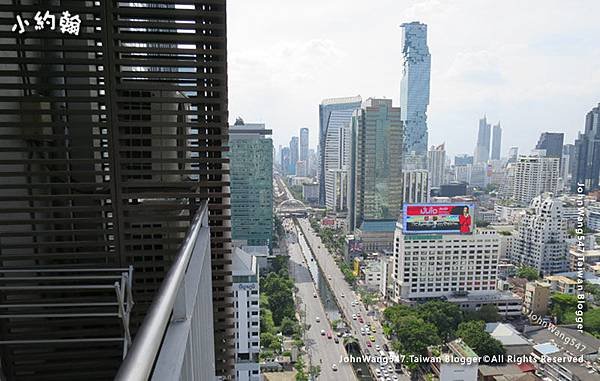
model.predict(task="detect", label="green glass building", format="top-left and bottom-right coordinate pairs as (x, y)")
top-left (229, 119), bottom-right (273, 247)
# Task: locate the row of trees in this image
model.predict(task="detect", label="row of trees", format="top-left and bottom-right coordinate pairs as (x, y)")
top-left (382, 301), bottom-right (504, 367)
top-left (550, 292), bottom-right (600, 337)
top-left (260, 257), bottom-right (303, 358)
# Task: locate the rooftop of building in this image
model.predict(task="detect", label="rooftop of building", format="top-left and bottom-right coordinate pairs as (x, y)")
top-left (524, 325), bottom-right (600, 356)
top-left (551, 271), bottom-right (600, 285)
top-left (320, 95), bottom-right (362, 106)
top-left (544, 275), bottom-right (578, 285)
top-left (232, 247), bottom-right (258, 278)
top-left (485, 323), bottom-right (530, 346)
top-left (357, 219), bottom-right (397, 233)
top-left (447, 290), bottom-right (521, 303)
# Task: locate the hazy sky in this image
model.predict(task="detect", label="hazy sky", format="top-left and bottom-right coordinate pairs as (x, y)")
top-left (227, 0), bottom-right (600, 158)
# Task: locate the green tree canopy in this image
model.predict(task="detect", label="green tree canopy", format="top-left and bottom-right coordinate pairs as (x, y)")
top-left (416, 301), bottom-right (463, 341)
top-left (457, 320), bottom-right (506, 363)
top-left (516, 266), bottom-right (539, 281)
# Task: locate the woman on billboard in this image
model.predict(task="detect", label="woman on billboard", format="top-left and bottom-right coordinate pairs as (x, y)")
top-left (459, 206), bottom-right (472, 234)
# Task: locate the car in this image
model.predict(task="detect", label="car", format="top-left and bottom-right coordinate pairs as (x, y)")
top-left (334, 337), bottom-right (339, 343)
top-left (327, 331), bottom-right (332, 339)
top-left (315, 317), bottom-right (320, 322)
top-left (369, 335), bottom-right (376, 342)
top-left (328, 275), bottom-right (332, 280)
top-left (375, 368), bottom-right (381, 375)
top-left (371, 326), bottom-right (377, 333)
top-left (313, 292), bottom-right (317, 298)
top-left (366, 341), bottom-right (372, 347)
top-left (331, 364), bottom-right (338, 371)
top-left (337, 331), bottom-right (343, 337)
top-left (358, 317), bottom-right (364, 324)
top-left (352, 314), bottom-right (357, 320)
top-left (392, 375), bottom-right (398, 380)
top-left (383, 343), bottom-right (389, 351)
top-left (388, 365), bottom-right (393, 372)
top-left (320, 330), bottom-right (326, 336)
top-left (375, 344), bottom-right (380, 351)
top-left (341, 293), bottom-right (345, 298)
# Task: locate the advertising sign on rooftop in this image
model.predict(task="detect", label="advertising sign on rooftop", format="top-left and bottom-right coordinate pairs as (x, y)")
top-left (402, 203), bottom-right (474, 234)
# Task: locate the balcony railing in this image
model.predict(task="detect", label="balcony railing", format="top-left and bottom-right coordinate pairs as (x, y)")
top-left (115, 200), bottom-right (216, 381)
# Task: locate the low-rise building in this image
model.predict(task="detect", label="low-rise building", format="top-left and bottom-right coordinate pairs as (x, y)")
top-left (543, 275), bottom-right (577, 295)
top-left (362, 260), bottom-right (383, 290)
top-left (355, 220), bottom-right (396, 253)
top-left (523, 281), bottom-right (551, 316)
top-left (428, 339), bottom-right (479, 381)
top-left (233, 248), bottom-right (261, 381)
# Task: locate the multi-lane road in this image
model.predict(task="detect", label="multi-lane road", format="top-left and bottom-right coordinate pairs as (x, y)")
top-left (285, 218), bottom-right (356, 380)
top-left (296, 218), bottom-right (409, 381)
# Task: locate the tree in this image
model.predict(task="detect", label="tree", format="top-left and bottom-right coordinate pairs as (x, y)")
top-left (309, 365), bottom-right (321, 379)
top-left (551, 293), bottom-right (580, 323)
top-left (343, 336), bottom-right (360, 353)
top-left (392, 315), bottom-right (441, 357)
top-left (516, 266), bottom-right (539, 281)
top-left (272, 255), bottom-right (289, 275)
top-left (295, 356), bottom-right (308, 381)
top-left (280, 316), bottom-right (299, 336)
top-left (584, 308), bottom-right (600, 335)
top-left (360, 291), bottom-right (377, 311)
top-left (476, 304), bottom-right (501, 323)
top-left (416, 301), bottom-right (463, 341)
top-left (457, 320), bottom-right (506, 363)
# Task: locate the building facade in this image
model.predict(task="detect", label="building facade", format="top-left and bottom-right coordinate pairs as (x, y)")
top-left (573, 103), bottom-right (600, 192)
top-left (402, 170), bottom-right (430, 204)
top-left (428, 143), bottom-right (446, 187)
top-left (392, 227), bottom-right (501, 300)
top-left (455, 154), bottom-right (474, 166)
top-left (299, 127), bottom-right (309, 168)
top-left (318, 96), bottom-right (362, 205)
top-left (232, 248), bottom-right (261, 381)
top-left (324, 109), bottom-right (354, 213)
top-left (474, 116), bottom-right (491, 163)
top-left (509, 195), bottom-right (568, 275)
top-left (229, 121), bottom-right (273, 247)
top-left (289, 136), bottom-right (299, 175)
top-left (512, 154), bottom-right (560, 206)
top-left (0, 2), bottom-right (233, 379)
top-left (536, 132), bottom-right (564, 158)
top-left (400, 22), bottom-right (430, 169)
top-left (491, 123), bottom-right (502, 160)
top-left (349, 98), bottom-right (403, 230)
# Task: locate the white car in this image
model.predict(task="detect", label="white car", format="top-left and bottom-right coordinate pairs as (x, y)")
top-left (331, 364), bottom-right (338, 371)
top-left (375, 344), bottom-right (380, 351)
top-left (341, 293), bottom-right (345, 298)
top-left (352, 314), bottom-right (357, 320)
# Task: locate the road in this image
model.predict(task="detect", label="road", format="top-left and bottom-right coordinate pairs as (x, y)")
top-left (285, 217), bottom-right (356, 380)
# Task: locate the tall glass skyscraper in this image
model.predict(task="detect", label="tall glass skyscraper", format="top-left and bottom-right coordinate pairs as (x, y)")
top-left (573, 103), bottom-right (600, 192)
top-left (289, 136), bottom-right (299, 175)
top-left (400, 22), bottom-right (431, 169)
top-left (349, 98), bottom-right (403, 231)
top-left (300, 127), bottom-right (309, 166)
top-left (474, 116), bottom-right (491, 163)
top-left (229, 120), bottom-right (273, 248)
top-left (491, 123), bottom-right (502, 160)
top-left (318, 96), bottom-right (362, 205)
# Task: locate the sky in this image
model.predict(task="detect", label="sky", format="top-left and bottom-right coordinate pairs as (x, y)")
top-left (227, 0), bottom-right (600, 158)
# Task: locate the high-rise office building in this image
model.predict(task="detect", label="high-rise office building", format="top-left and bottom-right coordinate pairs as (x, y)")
top-left (0, 2), bottom-right (233, 379)
top-left (454, 154), bottom-right (474, 166)
top-left (474, 116), bottom-right (491, 163)
top-left (536, 132), bottom-right (564, 158)
top-left (400, 22), bottom-right (431, 169)
top-left (573, 103), bottom-right (600, 192)
top-left (229, 120), bottom-right (273, 247)
top-left (561, 144), bottom-right (575, 189)
top-left (289, 136), bottom-right (299, 175)
top-left (299, 127), bottom-right (309, 168)
top-left (324, 109), bottom-right (353, 213)
top-left (491, 123), bottom-right (502, 160)
top-left (509, 195), bottom-right (568, 275)
top-left (349, 98), bottom-right (403, 230)
top-left (318, 96), bottom-right (362, 205)
top-left (281, 147), bottom-right (291, 175)
top-left (512, 154), bottom-right (560, 206)
top-left (427, 143), bottom-right (446, 187)
top-left (308, 148), bottom-right (318, 177)
top-left (402, 170), bottom-right (430, 204)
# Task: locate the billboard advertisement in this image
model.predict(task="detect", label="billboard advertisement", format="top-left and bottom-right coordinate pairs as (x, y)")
top-left (402, 203), bottom-right (474, 234)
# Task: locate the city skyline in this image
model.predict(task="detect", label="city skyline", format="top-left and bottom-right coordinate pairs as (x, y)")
top-left (228, 0), bottom-right (600, 157)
